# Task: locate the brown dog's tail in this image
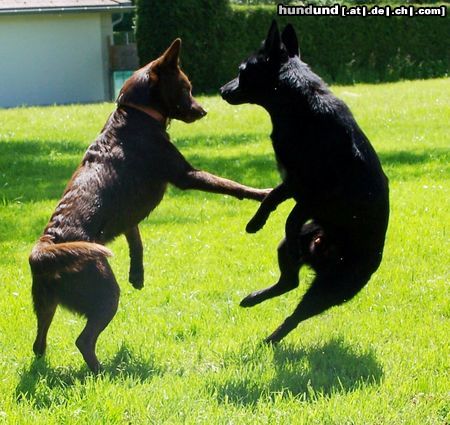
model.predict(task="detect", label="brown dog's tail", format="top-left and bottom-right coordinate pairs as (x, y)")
top-left (29, 235), bottom-right (112, 277)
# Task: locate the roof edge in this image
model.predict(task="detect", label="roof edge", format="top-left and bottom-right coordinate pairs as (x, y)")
top-left (0, 5), bottom-right (135, 15)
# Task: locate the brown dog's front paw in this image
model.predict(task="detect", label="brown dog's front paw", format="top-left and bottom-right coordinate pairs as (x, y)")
top-left (129, 271), bottom-right (144, 290)
top-left (33, 341), bottom-right (46, 357)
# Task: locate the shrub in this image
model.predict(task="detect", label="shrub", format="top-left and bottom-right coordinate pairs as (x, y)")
top-left (135, 0), bottom-right (231, 93)
top-left (136, 1), bottom-right (449, 92)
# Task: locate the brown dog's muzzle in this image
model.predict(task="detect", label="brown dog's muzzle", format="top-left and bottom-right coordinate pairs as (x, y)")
top-left (178, 97), bottom-right (207, 123)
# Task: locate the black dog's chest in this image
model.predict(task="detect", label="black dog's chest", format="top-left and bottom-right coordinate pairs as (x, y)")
top-left (273, 138), bottom-right (294, 180)
top-left (274, 140), bottom-right (324, 198)
top-left (276, 160), bottom-right (288, 182)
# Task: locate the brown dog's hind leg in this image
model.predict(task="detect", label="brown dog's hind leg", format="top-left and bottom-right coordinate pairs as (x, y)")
top-left (240, 237), bottom-right (301, 307)
top-left (125, 226), bottom-right (144, 289)
top-left (77, 262), bottom-right (119, 374)
top-left (76, 310), bottom-right (117, 374)
top-left (56, 259), bottom-right (120, 373)
top-left (32, 278), bottom-right (57, 357)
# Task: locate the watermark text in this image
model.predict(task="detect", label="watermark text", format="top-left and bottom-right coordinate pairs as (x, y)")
top-left (277, 3), bottom-right (447, 17)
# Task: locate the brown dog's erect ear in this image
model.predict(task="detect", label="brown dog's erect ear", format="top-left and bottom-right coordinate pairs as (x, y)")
top-left (160, 38), bottom-right (181, 69)
top-left (281, 24), bottom-right (299, 58)
top-left (116, 68), bottom-right (153, 106)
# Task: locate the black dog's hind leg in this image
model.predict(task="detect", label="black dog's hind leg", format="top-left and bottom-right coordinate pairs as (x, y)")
top-left (241, 204), bottom-right (309, 307)
top-left (284, 203), bottom-right (309, 259)
top-left (264, 270), bottom-right (371, 344)
top-left (240, 237), bottom-right (301, 307)
top-left (125, 226), bottom-right (144, 289)
top-left (246, 183), bottom-right (291, 233)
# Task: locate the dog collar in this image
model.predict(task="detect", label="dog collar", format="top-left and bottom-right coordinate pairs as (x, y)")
top-left (120, 103), bottom-right (168, 127)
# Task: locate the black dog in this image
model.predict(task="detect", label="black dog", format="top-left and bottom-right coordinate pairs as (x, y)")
top-left (221, 21), bottom-right (389, 343)
top-left (29, 39), bottom-right (269, 372)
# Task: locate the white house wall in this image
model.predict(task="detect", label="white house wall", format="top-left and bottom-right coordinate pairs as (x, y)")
top-left (0, 13), bottom-right (110, 107)
top-left (100, 13), bottom-right (113, 101)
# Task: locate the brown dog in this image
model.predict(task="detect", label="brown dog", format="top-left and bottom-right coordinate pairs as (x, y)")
top-left (29, 39), bottom-right (269, 373)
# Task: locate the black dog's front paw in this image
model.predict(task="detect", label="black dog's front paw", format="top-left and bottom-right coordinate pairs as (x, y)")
top-left (240, 291), bottom-right (263, 307)
top-left (254, 188), bottom-right (272, 202)
top-left (263, 335), bottom-right (281, 345)
top-left (129, 270), bottom-right (144, 290)
top-left (246, 216), bottom-right (266, 233)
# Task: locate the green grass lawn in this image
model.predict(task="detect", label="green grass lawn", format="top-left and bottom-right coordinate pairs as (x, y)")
top-left (0, 78), bottom-right (448, 424)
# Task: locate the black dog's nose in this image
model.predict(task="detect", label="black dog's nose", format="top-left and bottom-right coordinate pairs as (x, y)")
top-left (220, 79), bottom-right (238, 100)
top-left (200, 109), bottom-right (207, 117)
top-left (219, 85), bottom-right (229, 98)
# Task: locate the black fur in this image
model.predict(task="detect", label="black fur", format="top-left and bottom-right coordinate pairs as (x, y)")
top-left (221, 21), bottom-right (389, 343)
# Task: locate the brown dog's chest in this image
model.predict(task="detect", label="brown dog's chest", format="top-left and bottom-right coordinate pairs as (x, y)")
top-left (98, 175), bottom-right (168, 242)
top-left (45, 124), bottom-right (172, 244)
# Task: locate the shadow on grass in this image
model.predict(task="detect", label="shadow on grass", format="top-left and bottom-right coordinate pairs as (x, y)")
top-left (379, 148), bottom-right (448, 166)
top-left (15, 344), bottom-right (164, 410)
top-left (2, 137), bottom-right (446, 243)
top-left (171, 132), bottom-right (267, 150)
top-left (0, 140), bottom-right (82, 202)
top-left (379, 149), bottom-right (448, 180)
top-left (1, 131), bottom-right (446, 207)
top-left (0, 138), bottom-right (83, 154)
top-left (0, 135), bottom-right (277, 204)
top-left (211, 338), bottom-right (383, 405)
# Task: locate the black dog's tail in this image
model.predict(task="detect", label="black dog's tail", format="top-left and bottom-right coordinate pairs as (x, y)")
top-left (29, 235), bottom-right (112, 277)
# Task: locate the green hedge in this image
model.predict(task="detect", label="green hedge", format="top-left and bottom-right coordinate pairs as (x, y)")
top-left (135, 0), bottom-right (230, 91)
top-left (230, 1), bottom-right (444, 4)
top-left (135, 1), bottom-right (449, 93)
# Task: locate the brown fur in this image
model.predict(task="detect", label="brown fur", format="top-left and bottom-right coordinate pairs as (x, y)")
top-left (30, 39), bottom-right (269, 373)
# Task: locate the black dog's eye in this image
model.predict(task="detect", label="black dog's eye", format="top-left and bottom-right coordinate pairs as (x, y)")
top-left (239, 71), bottom-right (247, 86)
top-left (239, 64), bottom-right (250, 86)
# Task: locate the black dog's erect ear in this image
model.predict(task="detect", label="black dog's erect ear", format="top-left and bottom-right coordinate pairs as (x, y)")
top-left (160, 38), bottom-right (181, 69)
top-left (264, 20), bottom-right (282, 62)
top-left (281, 24), bottom-right (300, 58)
